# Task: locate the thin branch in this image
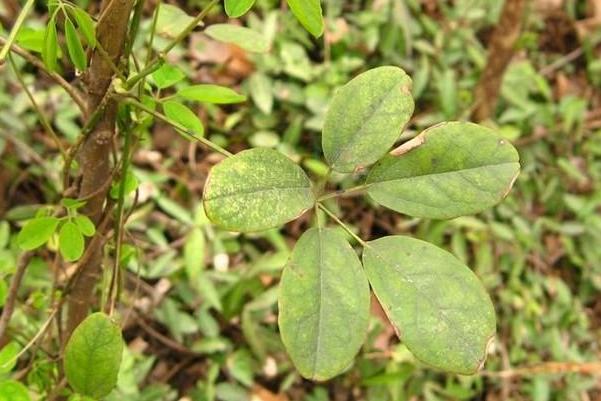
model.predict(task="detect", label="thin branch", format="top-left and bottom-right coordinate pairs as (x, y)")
top-left (121, 95), bottom-right (233, 157)
top-left (317, 184), bottom-right (369, 202)
top-left (0, 37), bottom-right (87, 114)
top-left (481, 362), bottom-right (601, 378)
top-left (0, 0), bottom-right (35, 61)
top-left (8, 54), bottom-right (67, 159)
top-left (317, 203), bottom-right (368, 247)
top-left (0, 252), bottom-right (33, 339)
top-left (124, 0), bottom-right (219, 89)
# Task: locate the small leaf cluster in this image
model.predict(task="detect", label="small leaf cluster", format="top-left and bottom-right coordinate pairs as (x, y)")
top-left (203, 66), bottom-right (521, 380)
top-left (43, 1), bottom-right (96, 71)
top-left (17, 198), bottom-right (95, 262)
top-left (224, 0), bottom-right (324, 37)
top-left (147, 63), bottom-right (247, 138)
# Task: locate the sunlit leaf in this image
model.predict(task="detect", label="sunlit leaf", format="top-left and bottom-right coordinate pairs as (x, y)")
top-left (322, 66), bottom-right (414, 173)
top-left (205, 24), bottom-right (270, 53)
top-left (225, 0), bottom-right (256, 18)
top-left (286, 0), bottom-right (324, 37)
top-left (203, 148), bottom-right (314, 232)
top-left (64, 18), bottom-right (87, 70)
top-left (366, 122), bottom-right (520, 219)
top-left (42, 16), bottom-right (58, 71)
top-left (162, 100), bottom-right (204, 136)
top-left (362, 236), bottom-right (496, 374)
top-left (72, 7), bottom-right (96, 47)
top-left (64, 313), bottom-right (123, 398)
top-left (59, 221), bottom-right (84, 262)
top-left (17, 216), bottom-right (59, 250)
top-left (178, 84), bottom-right (247, 104)
top-left (279, 227), bottom-right (370, 380)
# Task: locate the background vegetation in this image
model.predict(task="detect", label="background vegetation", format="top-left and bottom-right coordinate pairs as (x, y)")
top-left (0, 0), bottom-right (600, 400)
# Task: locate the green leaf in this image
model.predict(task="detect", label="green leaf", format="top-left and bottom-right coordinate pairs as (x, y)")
top-left (162, 100), bottom-right (204, 136)
top-left (42, 16), bottom-right (58, 71)
top-left (0, 380), bottom-right (31, 401)
top-left (74, 215), bottom-right (95, 237)
top-left (184, 227), bottom-right (205, 280)
top-left (17, 216), bottom-right (59, 250)
top-left (64, 18), bottom-right (87, 70)
top-left (278, 227), bottom-right (370, 380)
top-left (59, 221), bottom-right (84, 262)
top-left (204, 24), bottom-right (270, 53)
top-left (322, 66), bottom-right (414, 173)
top-left (362, 236), bottom-right (496, 374)
top-left (178, 84), bottom-right (247, 104)
top-left (64, 313), bottom-right (124, 398)
top-left (225, 0), bottom-right (256, 18)
top-left (0, 342), bottom-right (21, 374)
top-left (203, 148), bottom-right (314, 232)
top-left (366, 122), bottom-right (520, 219)
top-left (155, 4), bottom-right (195, 38)
top-left (72, 7), bottom-right (96, 47)
top-left (248, 73), bottom-right (273, 114)
top-left (286, 0), bottom-right (324, 37)
top-left (150, 64), bottom-right (186, 89)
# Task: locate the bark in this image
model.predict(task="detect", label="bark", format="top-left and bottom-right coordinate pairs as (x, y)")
top-left (65, 0), bottom-right (134, 340)
top-left (472, 0), bottom-right (527, 122)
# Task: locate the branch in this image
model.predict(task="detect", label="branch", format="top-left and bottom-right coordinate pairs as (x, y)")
top-left (0, 37), bottom-right (87, 114)
top-left (472, 0), bottom-right (527, 121)
top-left (0, 252), bottom-right (33, 339)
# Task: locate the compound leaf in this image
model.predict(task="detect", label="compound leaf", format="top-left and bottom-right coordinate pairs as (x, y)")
top-left (17, 216), bottom-right (59, 250)
top-left (362, 236), bottom-right (496, 374)
top-left (225, 0), bottom-right (256, 18)
top-left (205, 24), bottom-right (269, 53)
top-left (323, 66), bottom-right (414, 173)
top-left (203, 148), bottom-right (314, 232)
top-left (286, 0), bottom-right (324, 38)
top-left (162, 100), bottom-right (204, 136)
top-left (178, 84), bottom-right (247, 104)
top-left (366, 122), bottom-right (520, 219)
top-left (64, 313), bottom-right (124, 398)
top-left (279, 227), bottom-right (370, 380)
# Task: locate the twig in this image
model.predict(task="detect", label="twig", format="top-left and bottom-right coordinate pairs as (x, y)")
top-left (124, 0), bottom-right (219, 89)
top-left (0, 0), bottom-right (35, 62)
top-left (0, 252), bottom-right (33, 339)
top-left (8, 54), bottom-right (67, 159)
top-left (0, 37), bottom-right (87, 114)
top-left (482, 362), bottom-right (601, 378)
top-left (317, 203), bottom-right (368, 246)
top-left (121, 95), bottom-right (233, 157)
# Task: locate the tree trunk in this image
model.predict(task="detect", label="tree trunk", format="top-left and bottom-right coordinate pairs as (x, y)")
top-left (472, 0), bottom-right (527, 122)
top-left (65, 0), bottom-right (134, 341)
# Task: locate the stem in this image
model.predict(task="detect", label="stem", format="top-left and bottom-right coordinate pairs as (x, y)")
top-left (317, 203), bottom-right (367, 247)
top-left (122, 96), bottom-right (233, 157)
top-left (0, 252), bottom-right (32, 339)
top-left (0, 36), bottom-right (87, 114)
top-left (317, 184), bottom-right (369, 202)
top-left (0, 0), bottom-right (35, 62)
top-left (8, 55), bottom-right (67, 159)
top-left (124, 0), bottom-right (219, 89)
top-left (107, 124), bottom-right (133, 316)
top-left (161, 0), bottom-right (219, 55)
top-left (66, 0), bottom-right (136, 343)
